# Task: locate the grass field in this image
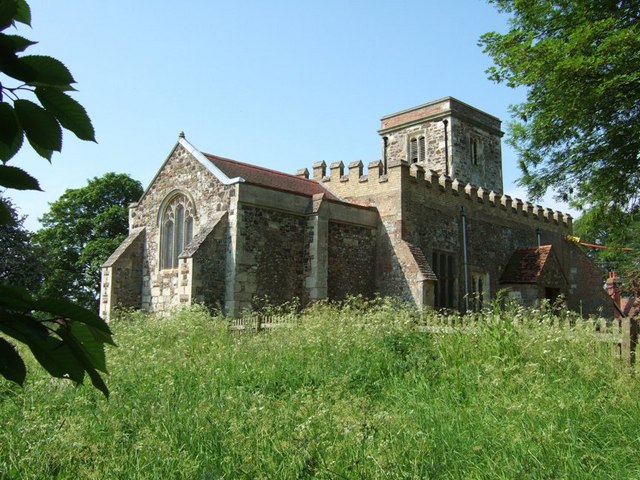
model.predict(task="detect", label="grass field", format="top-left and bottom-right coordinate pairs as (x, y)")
top-left (2, 300), bottom-right (640, 479)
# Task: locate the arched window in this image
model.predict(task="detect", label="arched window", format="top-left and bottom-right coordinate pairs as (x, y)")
top-left (160, 194), bottom-right (195, 269)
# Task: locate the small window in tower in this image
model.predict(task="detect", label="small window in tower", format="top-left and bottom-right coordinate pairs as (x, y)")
top-left (418, 136), bottom-right (426, 162)
top-left (383, 136), bottom-right (389, 174)
top-left (471, 138), bottom-right (479, 165)
top-left (410, 138), bottom-right (418, 163)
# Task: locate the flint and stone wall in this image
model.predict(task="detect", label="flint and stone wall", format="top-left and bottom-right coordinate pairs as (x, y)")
top-left (185, 216), bottom-right (228, 311)
top-left (327, 221), bottom-right (377, 300)
top-left (237, 204), bottom-right (308, 309)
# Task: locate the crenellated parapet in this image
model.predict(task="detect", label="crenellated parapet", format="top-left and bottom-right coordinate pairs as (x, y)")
top-left (299, 159), bottom-right (572, 230)
top-left (405, 165), bottom-right (573, 229)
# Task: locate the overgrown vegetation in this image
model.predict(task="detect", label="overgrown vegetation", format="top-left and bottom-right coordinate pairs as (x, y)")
top-left (2, 302), bottom-right (639, 479)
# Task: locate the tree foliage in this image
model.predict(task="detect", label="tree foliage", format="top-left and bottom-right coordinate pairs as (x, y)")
top-left (0, 0), bottom-right (114, 396)
top-left (0, 196), bottom-right (43, 290)
top-left (574, 205), bottom-right (640, 295)
top-left (35, 173), bottom-right (143, 311)
top-left (480, 0), bottom-right (640, 211)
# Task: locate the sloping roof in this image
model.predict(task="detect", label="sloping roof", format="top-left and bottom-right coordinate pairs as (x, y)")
top-left (204, 153), bottom-right (342, 201)
top-left (406, 242), bottom-right (438, 281)
top-left (102, 227), bottom-right (144, 268)
top-left (179, 211), bottom-right (227, 259)
top-left (500, 245), bottom-right (553, 284)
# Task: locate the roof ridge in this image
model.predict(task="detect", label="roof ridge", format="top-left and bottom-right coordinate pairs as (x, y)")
top-left (203, 152), bottom-right (319, 185)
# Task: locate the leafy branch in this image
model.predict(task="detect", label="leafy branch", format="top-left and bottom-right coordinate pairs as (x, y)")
top-left (0, 0), bottom-right (113, 397)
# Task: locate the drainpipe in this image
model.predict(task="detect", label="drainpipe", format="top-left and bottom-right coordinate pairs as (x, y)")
top-left (461, 206), bottom-right (470, 312)
top-left (443, 119), bottom-right (449, 177)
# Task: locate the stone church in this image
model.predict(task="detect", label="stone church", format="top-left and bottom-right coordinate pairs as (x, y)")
top-left (100, 97), bottom-right (610, 319)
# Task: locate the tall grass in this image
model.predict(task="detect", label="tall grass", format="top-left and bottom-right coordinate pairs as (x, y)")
top-left (2, 301), bottom-right (640, 479)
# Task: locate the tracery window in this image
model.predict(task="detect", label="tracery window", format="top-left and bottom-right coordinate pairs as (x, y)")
top-left (160, 194), bottom-right (195, 269)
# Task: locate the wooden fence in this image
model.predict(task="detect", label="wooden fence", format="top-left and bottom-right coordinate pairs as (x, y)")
top-left (229, 312), bottom-right (639, 365)
top-left (229, 313), bottom-right (297, 332)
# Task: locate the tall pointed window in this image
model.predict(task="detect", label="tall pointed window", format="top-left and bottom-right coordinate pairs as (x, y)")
top-left (160, 194), bottom-right (195, 269)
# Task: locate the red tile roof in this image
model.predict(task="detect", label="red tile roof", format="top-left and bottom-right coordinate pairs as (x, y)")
top-left (204, 153), bottom-right (342, 202)
top-left (500, 245), bottom-right (553, 284)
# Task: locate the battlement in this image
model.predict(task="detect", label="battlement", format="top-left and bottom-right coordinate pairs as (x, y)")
top-left (409, 164), bottom-right (571, 228)
top-left (299, 160), bottom-right (572, 229)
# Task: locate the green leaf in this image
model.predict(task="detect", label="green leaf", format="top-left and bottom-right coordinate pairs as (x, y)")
top-left (33, 296), bottom-right (114, 338)
top-left (36, 87), bottom-right (96, 142)
top-left (0, 337), bottom-right (26, 385)
top-left (0, 124), bottom-right (23, 162)
top-left (21, 55), bottom-right (75, 87)
top-left (0, 286), bottom-right (114, 341)
top-left (57, 325), bottom-right (109, 397)
top-left (0, 312), bottom-right (85, 383)
top-left (0, 54), bottom-right (36, 83)
top-left (0, 102), bottom-right (19, 147)
top-left (14, 0), bottom-right (30, 26)
top-left (0, 1), bottom-right (17, 31)
top-left (28, 141), bottom-right (53, 161)
top-left (0, 33), bottom-right (35, 55)
top-left (14, 99), bottom-right (62, 155)
top-left (0, 165), bottom-right (41, 191)
top-left (1, 55), bottom-right (75, 86)
top-left (0, 284), bottom-right (35, 312)
top-left (70, 321), bottom-right (107, 372)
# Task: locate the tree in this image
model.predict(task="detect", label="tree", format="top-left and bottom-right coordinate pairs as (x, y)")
top-left (0, 0), bottom-right (114, 397)
top-left (0, 196), bottom-right (43, 290)
top-left (35, 173), bottom-right (143, 311)
top-left (573, 204), bottom-right (640, 293)
top-left (479, 1), bottom-right (640, 212)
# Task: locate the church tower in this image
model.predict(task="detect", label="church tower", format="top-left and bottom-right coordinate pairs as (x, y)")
top-left (378, 97), bottom-right (504, 194)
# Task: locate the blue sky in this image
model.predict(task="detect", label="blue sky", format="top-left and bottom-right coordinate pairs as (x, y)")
top-left (6, 0), bottom-right (573, 230)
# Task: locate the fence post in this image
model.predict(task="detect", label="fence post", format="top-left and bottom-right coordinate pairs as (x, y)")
top-left (620, 316), bottom-right (638, 366)
top-left (256, 315), bottom-right (262, 332)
